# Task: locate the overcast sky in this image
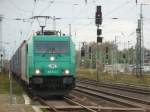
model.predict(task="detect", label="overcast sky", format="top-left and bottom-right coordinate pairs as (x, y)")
top-left (0, 0), bottom-right (150, 59)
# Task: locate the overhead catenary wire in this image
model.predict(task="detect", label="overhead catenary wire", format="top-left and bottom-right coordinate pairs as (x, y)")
top-left (4, 0), bottom-right (135, 32)
top-left (33, 0), bottom-right (133, 34)
top-left (7, 0), bottom-right (32, 13)
top-left (2, 0), bottom-right (139, 37)
top-left (38, 0), bottom-right (55, 16)
top-left (32, 0), bottom-right (39, 17)
top-left (104, 1), bottom-right (130, 16)
top-left (74, 1), bottom-right (133, 33)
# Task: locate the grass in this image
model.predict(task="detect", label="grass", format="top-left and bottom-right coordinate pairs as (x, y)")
top-left (41, 109), bottom-right (49, 112)
top-left (77, 69), bottom-right (150, 85)
top-left (0, 73), bottom-right (24, 95)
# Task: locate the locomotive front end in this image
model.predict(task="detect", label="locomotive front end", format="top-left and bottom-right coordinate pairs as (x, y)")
top-left (29, 36), bottom-right (76, 95)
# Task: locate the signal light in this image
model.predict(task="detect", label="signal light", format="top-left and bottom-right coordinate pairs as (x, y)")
top-left (81, 47), bottom-right (85, 57)
top-left (89, 54), bottom-right (91, 59)
top-left (106, 47), bottom-right (108, 53)
top-left (106, 54), bottom-right (108, 59)
top-left (89, 46), bottom-right (92, 53)
top-left (97, 29), bottom-right (102, 35)
top-left (97, 6), bottom-right (101, 12)
top-left (95, 5), bottom-right (102, 25)
top-left (0, 54), bottom-right (3, 57)
top-left (97, 37), bottom-right (103, 43)
top-left (95, 12), bottom-right (102, 25)
top-left (136, 28), bottom-right (141, 33)
top-left (89, 46), bottom-right (92, 59)
top-left (123, 54), bottom-right (126, 59)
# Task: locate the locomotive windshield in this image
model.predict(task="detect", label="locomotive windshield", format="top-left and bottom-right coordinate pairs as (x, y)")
top-left (34, 41), bottom-right (69, 54)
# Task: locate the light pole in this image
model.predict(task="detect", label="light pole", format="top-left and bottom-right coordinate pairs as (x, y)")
top-left (111, 18), bottom-right (119, 76)
top-left (0, 15), bottom-right (3, 73)
top-left (69, 24), bottom-right (71, 36)
top-left (112, 36), bottom-right (119, 76)
top-left (0, 54), bottom-right (3, 73)
top-left (6, 42), bottom-right (13, 104)
top-left (9, 69), bottom-right (12, 104)
top-left (128, 41), bottom-right (131, 65)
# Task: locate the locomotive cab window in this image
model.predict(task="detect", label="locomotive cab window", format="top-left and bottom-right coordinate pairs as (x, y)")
top-left (34, 41), bottom-right (69, 54)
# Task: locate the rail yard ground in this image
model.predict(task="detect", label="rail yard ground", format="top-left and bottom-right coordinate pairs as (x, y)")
top-left (0, 95), bottom-right (34, 112)
top-left (0, 73), bottom-right (23, 95)
top-left (0, 72), bottom-right (150, 112)
top-left (0, 73), bottom-right (35, 112)
top-left (77, 69), bottom-right (150, 85)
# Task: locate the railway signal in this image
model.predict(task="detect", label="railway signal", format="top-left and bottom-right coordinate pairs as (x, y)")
top-left (95, 6), bottom-right (102, 25)
top-left (123, 54), bottom-right (126, 59)
top-left (97, 37), bottom-right (103, 43)
top-left (105, 47), bottom-right (109, 64)
top-left (97, 29), bottom-right (102, 36)
top-left (89, 46), bottom-right (92, 59)
top-left (81, 42), bottom-right (87, 57)
top-left (105, 47), bottom-right (109, 59)
top-left (95, 5), bottom-right (103, 43)
top-left (89, 46), bottom-right (91, 53)
top-left (106, 54), bottom-right (108, 59)
top-left (95, 5), bottom-right (103, 81)
top-left (81, 47), bottom-right (85, 57)
top-left (106, 47), bottom-right (108, 53)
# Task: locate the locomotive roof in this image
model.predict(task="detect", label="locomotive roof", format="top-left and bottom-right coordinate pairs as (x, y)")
top-left (33, 35), bottom-right (71, 41)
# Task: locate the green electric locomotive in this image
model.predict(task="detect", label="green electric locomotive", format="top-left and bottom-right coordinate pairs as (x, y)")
top-left (11, 31), bottom-right (76, 96)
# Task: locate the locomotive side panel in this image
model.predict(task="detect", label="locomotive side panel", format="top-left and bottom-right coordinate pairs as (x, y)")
top-left (20, 41), bottom-right (29, 83)
top-left (70, 40), bottom-right (76, 76)
top-left (17, 47), bottom-right (21, 76)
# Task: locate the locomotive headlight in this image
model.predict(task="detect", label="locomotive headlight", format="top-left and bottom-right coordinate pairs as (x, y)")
top-left (50, 56), bottom-right (55, 61)
top-left (64, 69), bottom-right (70, 75)
top-left (35, 69), bottom-right (41, 75)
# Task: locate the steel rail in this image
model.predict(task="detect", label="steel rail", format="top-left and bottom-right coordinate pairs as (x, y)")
top-left (34, 97), bottom-right (59, 112)
top-left (77, 79), bottom-right (150, 95)
top-left (33, 96), bottom-right (97, 112)
top-left (32, 94), bottom-right (146, 112)
top-left (75, 86), bottom-right (150, 111)
top-left (37, 105), bottom-right (145, 112)
top-left (77, 83), bottom-right (150, 105)
top-left (77, 78), bottom-right (150, 87)
top-left (64, 97), bottom-right (97, 112)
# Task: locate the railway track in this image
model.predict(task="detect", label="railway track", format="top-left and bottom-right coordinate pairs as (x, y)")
top-left (33, 96), bottom-right (145, 112)
top-left (75, 82), bottom-right (150, 111)
top-left (33, 96), bottom-right (97, 112)
top-left (77, 79), bottom-right (150, 95)
top-left (26, 79), bottom-right (150, 112)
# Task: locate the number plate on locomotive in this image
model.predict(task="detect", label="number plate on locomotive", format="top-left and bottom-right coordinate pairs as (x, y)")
top-left (48, 64), bottom-right (57, 69)
top-left (48, 70), bottom-right (57, 73)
